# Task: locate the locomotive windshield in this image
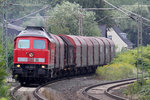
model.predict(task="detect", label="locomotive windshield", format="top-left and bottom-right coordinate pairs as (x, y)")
top-left (34, 40), bottom-right (45, 49)
top-left (18, 40), bottom-right (30, 48)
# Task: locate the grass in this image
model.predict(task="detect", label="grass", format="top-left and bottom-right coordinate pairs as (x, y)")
top-left (96, 63), bottom-right (136, 80)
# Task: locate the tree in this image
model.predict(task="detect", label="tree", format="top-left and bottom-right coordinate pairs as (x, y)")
top-left (46, 1), bottom-right (100, 36)
top-left (49, 0), bottom-right (114, 27)
top-left (69, 0), bottom-right (115, 26)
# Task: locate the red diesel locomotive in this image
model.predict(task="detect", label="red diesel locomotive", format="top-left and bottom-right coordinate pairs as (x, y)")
top-left (12, 26), bottom-right (115, 85)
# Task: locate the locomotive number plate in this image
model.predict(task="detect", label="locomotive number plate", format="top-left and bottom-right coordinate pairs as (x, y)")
top-left (28, 58), bottom-right (34, 62)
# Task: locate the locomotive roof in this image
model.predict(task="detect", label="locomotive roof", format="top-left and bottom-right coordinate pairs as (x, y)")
top-left (17, 26), bottom-right (55, 43)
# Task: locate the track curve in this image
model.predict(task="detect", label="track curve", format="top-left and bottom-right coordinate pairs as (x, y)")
top-left (82, 78), bottom-right (136, 100)
top-left (33, 74), bottom-right (94, 100)
top-left (104, 80), bottom-right (135, 100)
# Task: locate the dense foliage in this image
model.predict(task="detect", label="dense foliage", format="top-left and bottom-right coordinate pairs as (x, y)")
top-left (49, 0), bottom-right (114, 26)
top-left (0, 28), bottom-right (10, 100)
top-left (46, 1), bottom-right (100, 36)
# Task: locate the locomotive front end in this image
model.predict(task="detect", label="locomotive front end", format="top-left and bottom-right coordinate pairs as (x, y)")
top-left (13, 37), bottom-right (49, 84)
top-left (12, 27), bottom-right (54, 85)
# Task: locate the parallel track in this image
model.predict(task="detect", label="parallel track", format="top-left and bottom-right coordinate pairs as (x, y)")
top-left (82, 78), bottom-right (136, 100)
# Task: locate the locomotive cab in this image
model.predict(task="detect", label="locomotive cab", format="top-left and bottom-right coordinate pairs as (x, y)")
top-left (12, 26), bottom-right (55, 85)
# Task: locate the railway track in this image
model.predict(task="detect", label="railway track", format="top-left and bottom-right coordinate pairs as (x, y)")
top-left (11, 76), bottom-right (137, 100)
top-left (33, 84), bottom-right (45, 100)
top-left (11, 83), bottom-right (47, 100)
top-left (82, 78), bottom-right (136, 100)
top-left (10, 80), bottom-right (55, 100)
top-left (10, 74), bottom-right (93, 100)
top-left (33, 75), bottom-right (91, 100)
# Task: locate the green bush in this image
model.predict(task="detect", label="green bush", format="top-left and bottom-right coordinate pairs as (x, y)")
top-left (96, 63), bottom-right (136, 80)
top-left (111, 49), bottom-right (137, 65)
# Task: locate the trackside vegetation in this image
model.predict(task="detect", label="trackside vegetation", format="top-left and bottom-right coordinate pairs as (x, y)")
top-left (96, 63), bottom-right (136, 80)
top-left (0, 29), bottom-right (10, 100)
top-left (96, 49), bottom-right (137, 80)
top-left (123, 72), bottom-right (150, 99)
top-left (96, 45), bottom-right (150, 100)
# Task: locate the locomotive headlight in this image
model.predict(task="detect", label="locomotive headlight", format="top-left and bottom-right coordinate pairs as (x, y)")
top-left (41, 65), bottom-right (45, 69)
top-left (29, 52), bottom-right (34, 57)
top-left (16, 64), bottom-right (20, 68)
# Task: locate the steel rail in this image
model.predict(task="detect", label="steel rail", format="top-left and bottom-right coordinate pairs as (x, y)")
top-left (82, 78), bottom-right (136, 100)
top-left (10, 85), bottom-right (21, 100)
top-left (104, 81), bottom-right (135, 100)
top-left (33, 74), bottom-right (94, 100)
top-left (33, 84), bottom-right (47, 100)
top-left (105, 77), bottom-right (148, 100)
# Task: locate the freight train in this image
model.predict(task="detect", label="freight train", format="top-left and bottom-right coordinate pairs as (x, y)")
top-left (12, 26), bottom-right (115, 85)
